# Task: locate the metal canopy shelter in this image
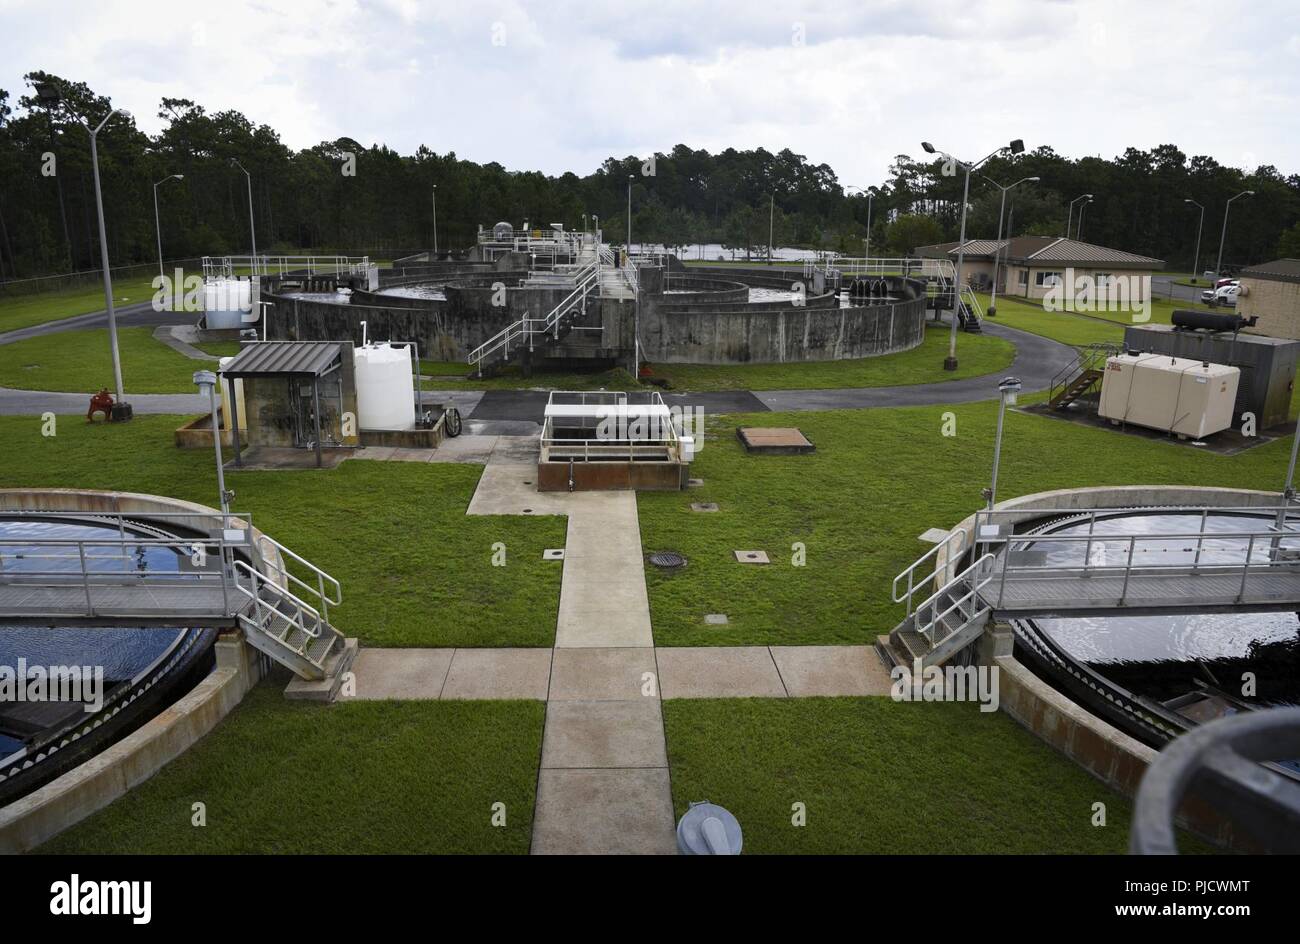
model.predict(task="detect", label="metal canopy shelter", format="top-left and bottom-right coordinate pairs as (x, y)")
top-left (219, 341), bottom-right (344, 468)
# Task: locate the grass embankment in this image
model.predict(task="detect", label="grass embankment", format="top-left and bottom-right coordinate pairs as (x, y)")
top-left (40, 683), bottom-right (544, 854)
top-left (0, 327), bottom-right (213, 394)
top-left (0, 276), bottom-right (160, 334)
top-left (639, 405), bottom-right (1289, 648)
top-left (0, 415), bottom-right (565, 647)
top-left (664, 698), bottom-right (1189, 854)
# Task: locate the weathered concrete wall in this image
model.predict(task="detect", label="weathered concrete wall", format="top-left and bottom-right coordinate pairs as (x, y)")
top-left (639, 295), bottom-right (926, 364)
top-left (0, 489), bottom-right (272, 852)
top-left (1240, 276), bottom-right (1300, 340)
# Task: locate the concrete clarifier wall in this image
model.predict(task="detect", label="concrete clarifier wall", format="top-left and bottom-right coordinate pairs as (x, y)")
top-left (0, 489), bottom-right (275, 852)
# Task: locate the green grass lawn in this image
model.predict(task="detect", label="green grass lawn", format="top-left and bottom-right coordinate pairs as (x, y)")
top-left (423, 327), bottom-right (1014, 393)
top-left (640, 404), bottom-right (1290, 647)
top-left (983, 295), bottom-right (1125, 348)
top-left (39, 683), bottom-right (544, 854)
top-left (0, 276), bottom-right (159, 334)
top-left (0, 415), bottom-right (565, 647)
top-left (0, 327), bottom-right (206, 394)
top-left (664, 698), bottom-right (1212, 854)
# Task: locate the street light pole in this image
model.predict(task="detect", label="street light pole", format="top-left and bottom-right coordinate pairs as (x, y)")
top-left (987, 376), bottom-right (1023, 511)
top-left (768, 192), bottom-right (775, 265)
top-left (984, 175), bottom-right (1039, 317)
top-left (1076, 198), bottom-right (1092, 240)
top-left (923, 139), bottom-right (1024, 371)
top-left (1184, 198), bottom-right (1205, 280)
top-left (1215, 190), bottom-right (1255, 283)
top-left (153, 173), bottom-right (183, 282)
top-left (231, 159), bottom-right (258, 272)
top-left (431, 184), bottom-right (438, 256)
top-left (1066, 193), bottom-right (1093, 239)
top-left (627, 174), bottom-right (634, 249)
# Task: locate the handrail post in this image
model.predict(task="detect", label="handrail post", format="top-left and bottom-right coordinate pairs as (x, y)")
top-left (1238, 533), bottom-right (1256, 602)
top-left (1119, 535), bottom-right (1136, 604)
top-left (78, 541), bottom-right (93, 615)
top-left (219, 532), bottom-right (230, 616)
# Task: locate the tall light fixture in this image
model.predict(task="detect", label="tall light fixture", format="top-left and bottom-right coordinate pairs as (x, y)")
top-left (1184, 198), bottom-right (1205, 280)
top-left (231, 158), bottom-right (258, 272)
top-left (983, 174), bottom-right (1038, 316)
top-left (153, 173), bottom-right (184, 282)
top-left (1215, 190), bottom-right (1255, 283)
top-left (1066, 193), bottom-right (1093, 240)
top-left (38, 81), bottom-right (132, 416)
top-left (431, 184), bottom-right (439, 256)
top-left (922, 138), bottom-right (1025, 370)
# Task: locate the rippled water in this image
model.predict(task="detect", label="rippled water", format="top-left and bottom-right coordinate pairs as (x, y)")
top-left (1026, 511), bottom-right (1300, 704)
top-left (0, 519), bottom-right (187, 750)
top-left (378, 285), bottom-right (447, 301)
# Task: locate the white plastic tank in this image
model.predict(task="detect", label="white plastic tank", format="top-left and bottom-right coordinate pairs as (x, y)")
top-left (203, 278), bottom-right (253, 330)
top-left (355, 343), bottom-right (416, 430)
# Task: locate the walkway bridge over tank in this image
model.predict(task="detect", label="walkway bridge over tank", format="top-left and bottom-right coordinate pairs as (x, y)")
top-left (881, 505), bottom-right (1300, 669)
top-left (0, 510), bottom-right (349, 681)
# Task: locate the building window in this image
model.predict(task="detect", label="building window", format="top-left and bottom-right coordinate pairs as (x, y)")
top-left (1018, 270), bottom-right (1028, 286)
top-left (1035, 271), bottom-right (1062, 287)
top-left (1095, 272), bottom-right (1112, 288)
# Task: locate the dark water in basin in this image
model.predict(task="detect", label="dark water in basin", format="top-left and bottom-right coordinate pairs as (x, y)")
top-left (1026, 511), bottom-right (1300, 705)
top-left (0, 518), bottom-right (188, 757)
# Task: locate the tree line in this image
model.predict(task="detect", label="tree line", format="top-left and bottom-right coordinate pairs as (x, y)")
top-left (1, 70), bottom-right (1298, 281)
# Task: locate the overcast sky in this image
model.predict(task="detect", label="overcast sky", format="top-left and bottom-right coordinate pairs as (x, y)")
top-left (2, 0), bottom-right (1297, 183)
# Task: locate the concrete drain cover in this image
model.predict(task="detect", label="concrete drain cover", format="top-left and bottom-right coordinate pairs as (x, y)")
top-left (691, 502), bottom-right (719, 513)
top-left (734, 550), bottom-right (769, 564)
top-left (687, 478), bottom-right (705, 488)
top-left (543, 549), bottom-right (565, 560)
top-left (649, 551), bottom-right (688, 569)
top-left (704, 614), bottom-right (729, 625)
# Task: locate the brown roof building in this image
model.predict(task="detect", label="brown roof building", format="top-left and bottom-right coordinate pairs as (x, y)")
top-left (916, 236), bottom-right (1165, 301)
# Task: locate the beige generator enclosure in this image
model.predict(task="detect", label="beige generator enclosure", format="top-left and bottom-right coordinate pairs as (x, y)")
top-left (1098, 353), bottom-right (1240, 439)
top-left (537, 391), bottom-right (694, 491)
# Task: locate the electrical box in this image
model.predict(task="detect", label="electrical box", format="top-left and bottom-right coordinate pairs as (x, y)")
top-left (1098, 353), bottom-right (1240, 439)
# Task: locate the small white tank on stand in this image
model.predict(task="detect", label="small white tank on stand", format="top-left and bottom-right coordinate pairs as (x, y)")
top-left (203, 278), bottom-right (254, 330)
top-left (355, 343), bottom-right (416, 430)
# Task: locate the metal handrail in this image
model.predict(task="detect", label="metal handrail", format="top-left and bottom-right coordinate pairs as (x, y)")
top-left (892, 528), bottom-right (970, 615)
top-left (254, 533), bottom-right (342, 622)
top-left (1048, 341), bottom-right (1122, 404)
top-left (909, 553), bottom-right (995, 646)
top-left (231, 559), bottom-right (324, 642)
top-left (467, 258), bottom-right (602, 371)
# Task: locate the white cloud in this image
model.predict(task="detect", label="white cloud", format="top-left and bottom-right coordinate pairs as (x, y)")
top-left (2, 0), bottom-right (1297, 182)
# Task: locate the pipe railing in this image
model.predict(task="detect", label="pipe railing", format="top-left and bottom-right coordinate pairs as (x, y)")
top-left (892, 528), bottom-right (970, 616)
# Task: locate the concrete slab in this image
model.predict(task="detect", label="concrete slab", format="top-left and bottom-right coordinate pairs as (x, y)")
top-left (657, 647), bottom-right (788, 699)
top-left (734, 549), bottom-right (770, 564)
top-left (355, 445), bottom-right (397, 461)
top-left (541, 700), bottom-right (667, 769)
top-left (918, 527), bottom-right (950, 544)
top-left (736, 426), bottom-right (815, 454)
top-left (548, 647), bottom-right (657, 701)
top-left (343, 647), bottom-right (454, 700)
top-left (769, 645), bottom-right (893, 697)
top-left (467, 462), bottom-right (571, 516)
top-left (388, 447), bottom-right (437, 462)
top-left (531, 768), bottom-right (677, 855)
top-left (428, 434), bottom-right (497, 464)
top-left (440, 648), bottom-right (552, 700)
top-left (491, 435), bottom-right (542, 463)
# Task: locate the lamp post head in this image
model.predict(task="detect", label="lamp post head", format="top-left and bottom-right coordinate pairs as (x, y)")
top-left (192, 369), bottom-right (217, 392)
top-left (174, 174), bottom-right (184, 181)
top-left (1026, 176), bottom-right (1040, 182)
top-left (998, 376), bottom-right (1023, 403)
top-left (34, 82), bottom-right (61, 105)
top-left (921, 141), bottom-right (936, 154)
top-left (1008, 139), bottom-right (1025, 154)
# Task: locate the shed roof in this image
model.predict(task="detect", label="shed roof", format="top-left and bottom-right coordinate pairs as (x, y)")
top-left (220, 341), bottom-right (343, 377)
top-left (1239, 258), bottom-right (1300, 285)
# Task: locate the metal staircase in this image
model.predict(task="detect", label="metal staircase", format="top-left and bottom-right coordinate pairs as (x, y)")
top-left (466, 239), bottom-right (637, 374)
top-left (232, 559), bottom-right (346, 680)
top-left (877, 531), bottom-right (994, 669)
top-left (1049, 342), bottom-right (1121, 410)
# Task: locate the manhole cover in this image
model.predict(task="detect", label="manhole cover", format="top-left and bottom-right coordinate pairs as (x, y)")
top-left (649, 551), bottom-right (688, 569)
